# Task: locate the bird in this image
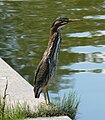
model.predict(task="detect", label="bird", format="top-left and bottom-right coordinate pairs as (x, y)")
top-left (34, 16), bottom-right (80, 104)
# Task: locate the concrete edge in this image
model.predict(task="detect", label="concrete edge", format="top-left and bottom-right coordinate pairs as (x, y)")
top-left (0, 58), bottom-right (72, 120)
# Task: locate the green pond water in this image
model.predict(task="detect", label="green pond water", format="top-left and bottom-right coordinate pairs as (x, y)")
top-left (0, 1), bottom-right (105, 120)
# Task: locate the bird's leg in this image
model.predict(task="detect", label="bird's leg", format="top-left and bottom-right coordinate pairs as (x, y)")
top-left (43, 90), bottom-right (47, 104)
top-left (46, 87), bottom-right (50, 104)
top-left (43, 86), bottom-right (50, 105)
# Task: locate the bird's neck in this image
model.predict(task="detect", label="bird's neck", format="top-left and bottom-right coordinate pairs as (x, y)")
top-left (45, 27), bottom-right (61, 57)
top-left (48, 27), bottom-right (61, 47)
top-left (50, 26), bottom-right (59, 36)
top-left (43, 27), bottom-right (61, 60)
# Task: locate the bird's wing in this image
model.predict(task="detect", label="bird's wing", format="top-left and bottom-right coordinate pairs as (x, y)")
top-left (34, 32), bottom-right (58, 88)
top-left (34, 58), bottom-right (50, 87)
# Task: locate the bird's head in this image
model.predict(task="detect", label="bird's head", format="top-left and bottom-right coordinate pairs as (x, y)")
top-left (51, 16), bottom-right (80, 29)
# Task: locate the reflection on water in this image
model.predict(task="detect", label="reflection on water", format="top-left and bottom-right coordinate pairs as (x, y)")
top-left (64, 45), bottom-right (105, 53)
top-left (66, 31), bottom-right (91, 38)
top-left (66, 30), bottom-right (105, 38)
top-left (0, 1), bottom-right (105, 120)
top-left (61, 62), bottom-right (105, 71)
top-left (84, 15), bottom-right (105, 20)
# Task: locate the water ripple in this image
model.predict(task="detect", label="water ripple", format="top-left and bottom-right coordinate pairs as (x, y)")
top-left (66, 31), bottom-right (91, 38)
top-left (60, 62), bottom-right (105, 71)
top-left (62, 45), bottom-right (105, 54)
top-left (83, 15), bottom-right (105, 20)
top-left (67, 8), bottom-right (88, 11)
top-left (71, 45), bottom-right (105, 53)
top-left (66, 30), bottom-right (105, 38)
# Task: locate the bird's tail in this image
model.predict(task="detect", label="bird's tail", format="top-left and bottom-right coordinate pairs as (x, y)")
top-left (34, 86), bottom-right (42, 98)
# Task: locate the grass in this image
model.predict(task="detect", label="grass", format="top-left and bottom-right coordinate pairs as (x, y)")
top-left (0, 81), bottom-right (79, 120)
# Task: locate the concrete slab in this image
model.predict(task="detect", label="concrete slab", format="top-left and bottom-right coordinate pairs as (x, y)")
top-left (26, 116), bottom-right (71, 120)
top-left (0, 58), bottom-right (71, 120)
top-left (0, 58), bottom-right (44, 110)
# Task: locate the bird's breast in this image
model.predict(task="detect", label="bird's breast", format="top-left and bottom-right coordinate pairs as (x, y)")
top-left (53, 33), bottom-right (61, 63)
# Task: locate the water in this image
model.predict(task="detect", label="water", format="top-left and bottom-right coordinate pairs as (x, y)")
top-left (0, 1), bottom-right (105, 120)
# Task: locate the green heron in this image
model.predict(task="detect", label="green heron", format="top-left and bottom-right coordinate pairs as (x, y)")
top-left (34, 17), bottom-right (80, 104)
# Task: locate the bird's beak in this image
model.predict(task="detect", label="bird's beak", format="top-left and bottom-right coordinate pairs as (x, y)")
top-left (68, 19), bottom-right (81, 22)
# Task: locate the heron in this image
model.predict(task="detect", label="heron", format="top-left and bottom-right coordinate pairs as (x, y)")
top-left (34, 16), bottom-right (80, 104)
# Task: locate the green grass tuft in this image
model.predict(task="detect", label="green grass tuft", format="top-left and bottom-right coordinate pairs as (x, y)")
top-left (0, 92), bottom-right (79, 120)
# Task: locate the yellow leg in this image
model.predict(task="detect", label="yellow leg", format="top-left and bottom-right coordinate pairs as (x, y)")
top-left (44, 86), bottom-right (50, 105)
